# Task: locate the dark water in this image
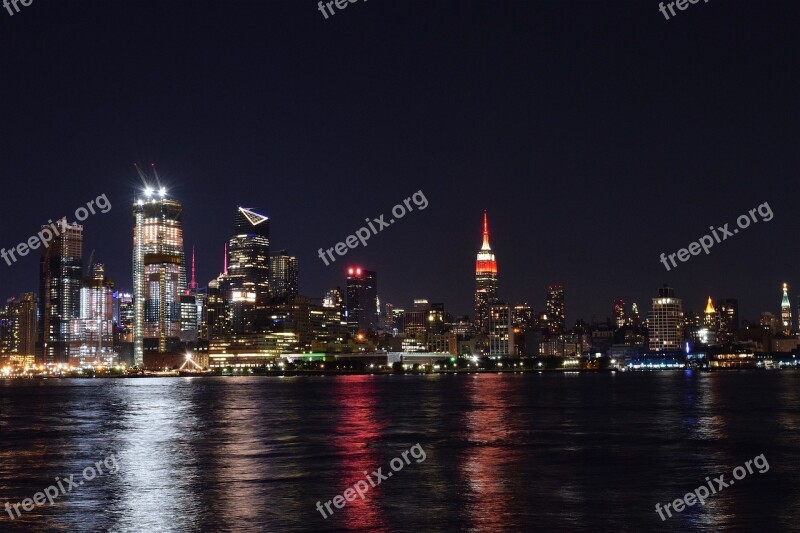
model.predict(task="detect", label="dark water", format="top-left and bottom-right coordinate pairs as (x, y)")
top-left (1, 372), bottom-right (799, 532)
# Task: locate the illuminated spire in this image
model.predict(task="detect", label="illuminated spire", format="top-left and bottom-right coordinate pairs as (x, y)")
top-left (781, 282), bottom-right (792, 334)
top-left (223, 243), bottom-right (228, 276)
top-left (481, 210), bottom-right (491, 251)
top-left (474, 210), bottom-right (498, 333)
top-left (189, 246), bottom-right (197, 290)
top-left (705, 296), bottom-right (716, 314)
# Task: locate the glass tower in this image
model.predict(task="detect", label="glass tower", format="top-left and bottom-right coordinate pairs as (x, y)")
top-left (133, 189), bottom-right (186, 364)
top-left (37, 220), bottom-right (83, 365)
top-left (227, 207), bottom-right (270, 332)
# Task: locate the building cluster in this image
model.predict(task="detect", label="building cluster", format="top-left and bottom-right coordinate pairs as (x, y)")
top-left (1, 182), bottom-right (800, 373)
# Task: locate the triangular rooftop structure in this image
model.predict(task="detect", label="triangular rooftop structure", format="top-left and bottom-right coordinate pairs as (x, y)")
top-left (238, 207), bottom-right (269, 226)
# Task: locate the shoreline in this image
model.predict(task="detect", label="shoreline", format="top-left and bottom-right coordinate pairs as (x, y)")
top-left (1, 367), bottom-right (794, 380)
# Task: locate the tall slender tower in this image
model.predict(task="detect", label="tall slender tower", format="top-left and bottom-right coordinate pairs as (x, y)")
top-left (546, 285), bottom-right (565, 335)
top-left (704, 296), bottom-right (717, 344)
top-left (132, 171), bottom-right (186, 365)
top-left (37, 220), bottom-right (83, 365)
top-left (189, 247), bottom-right (198, 292)
top-left (474, 211), bottom-right (498, 333)
top-left (781, 283), bottom-right (792, 335)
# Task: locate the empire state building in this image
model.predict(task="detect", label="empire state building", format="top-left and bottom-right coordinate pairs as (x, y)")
top-left (474, 211), bottom-right (498, 333)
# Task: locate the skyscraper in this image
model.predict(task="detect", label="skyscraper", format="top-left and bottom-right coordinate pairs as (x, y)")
top-left (781, 283), bottom-right (792, 335)
top-left (613, 299), bottom-right (625, 329)
top-left (2, 293), bottom-right (37, 360)
top-left (474, 211), bottom-right (498, 333)
top-left (488, 303), bottom-right (514, 357)
top-left (702, 296), bottom-right (717, 344)
top-left (546, 285), bottom-right (565, 335)
top-left (228, 207), bottom-right (270, 300)
top-left (13, 293), bottom-right (37, 358)
top-left (180, 246), bottom-right (200, 341)
top-left (113, 292), bottom-right (134, 341)
top-left (227, 207), bottom-right (270, 332)
top-left (133, 186), bottom-right (186, 364)
top-left (70, 263), bottom-right (116, 366)
top-left (716, 298), bottom-right (739, 344)
top-left (38, 220), bottom-right (83, 365)
top-left (648, 285), bottom-right (684, 351)
top-left (270, 250), bottom-right (299, 301)
top-left (629, 302), bottom-right (641, 327)
top-left (345, 267), bottom-right (377, 332)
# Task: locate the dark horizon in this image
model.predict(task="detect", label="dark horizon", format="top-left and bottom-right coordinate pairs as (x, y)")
top-left (1, 1), bottom-right (799, 324)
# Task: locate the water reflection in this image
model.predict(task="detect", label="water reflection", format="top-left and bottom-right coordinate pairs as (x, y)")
top-left (460, 374), bottom-right (515, 532)
top-left (109, 378), bottom-right (203, 532)
top-left (330, 375), bottom-right (388, 531)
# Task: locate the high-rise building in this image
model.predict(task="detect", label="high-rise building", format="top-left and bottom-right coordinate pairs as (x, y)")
top-left (180, 246), bottom-right (200, 342)
top-left (613, 299), bottom-right (626, 329)
top-left (648, 285), bottom-right (684, 351)
top-left (227, 207), bottom-right (270, 332)
top-left (488, 303), bottom-right (514, 357)
top-left (0, 303), bottom-right (12, 358)
top-left (699, 296), bottom-right (717, 345)
top-left (69, 263), bottom-right (116, 366)
top-left (270, 250), bottom-right (299, 301)
top-left (113, 292), bottom-right (134, 341)
top-left (629, 302), bottom-right (641, 327)
top-left (512, 303), bottom-right (534, 332)
top-left (202, 276), bottom-right (229, 340)
top-left (781, 283), bottom-right (792, 335)
top-left (716, 298), bottom-right (739, 343)
top-left (14, 293), bottom-right (37, 358)
top-left (228, 207), bottom-right (270, 301)
top-left (0, 294), bottom-right (37, 359)
top-left (38, 220), bottom-right (83, 364)
top-left (384, 302), bottom-right (395, 331)
top-left (345, 267), bottom-right (377, 332)
top-left (474, 211), bottom-right (498, 333)
top-left (133, 186), bottom-right (186, 364)
top-left (546, 285), bottom-right (565, 335)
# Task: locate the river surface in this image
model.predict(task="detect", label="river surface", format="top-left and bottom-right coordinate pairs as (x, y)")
top-left (1, 371), bottom-right (798, 532)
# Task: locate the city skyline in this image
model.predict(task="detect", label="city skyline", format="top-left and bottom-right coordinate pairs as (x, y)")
top-left (0, 184), bottom-right (797, 332)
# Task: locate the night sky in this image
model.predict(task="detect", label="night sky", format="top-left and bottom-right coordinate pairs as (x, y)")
top-left (1, 0), bottom-right (798, 324)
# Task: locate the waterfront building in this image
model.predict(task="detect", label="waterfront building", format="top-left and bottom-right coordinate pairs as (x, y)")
top-left (648, 285), bottom-right (684, 351)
